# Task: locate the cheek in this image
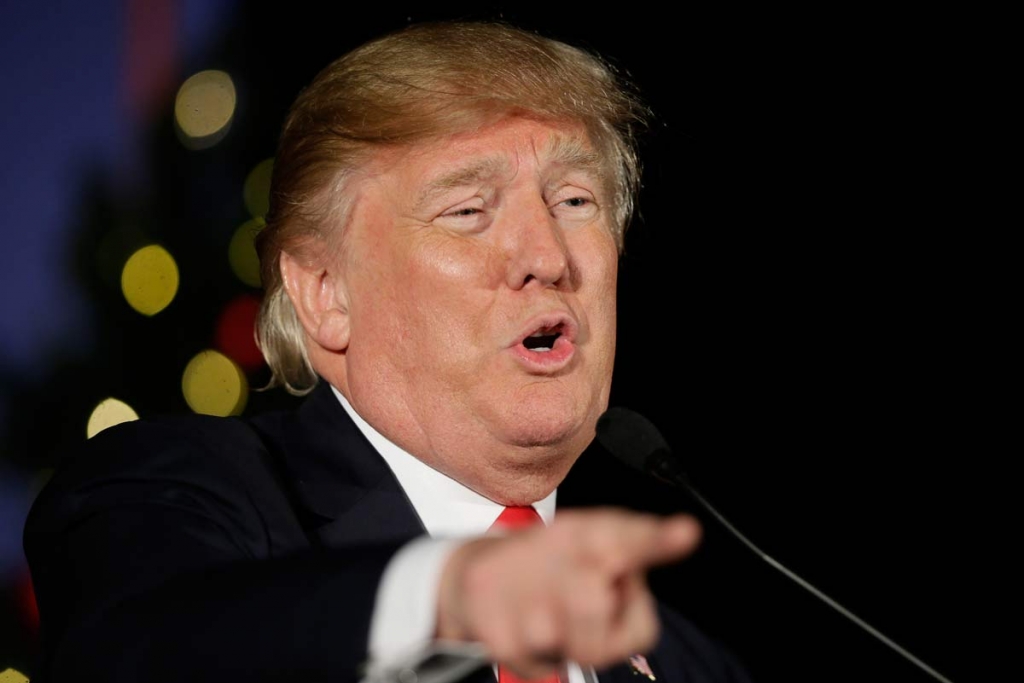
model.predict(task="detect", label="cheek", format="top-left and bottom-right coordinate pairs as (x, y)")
top-left (577, 233), bottom-right (619, 307)
top-left (579, 235), bottom-right (619, 370)
top-left (414, 230), bottom-right (505, 287)
top-left (392, 237), bottom-right (500, 354)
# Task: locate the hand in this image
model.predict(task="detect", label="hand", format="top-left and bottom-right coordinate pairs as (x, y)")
top-left (435, 509), bottom-right (702, 678)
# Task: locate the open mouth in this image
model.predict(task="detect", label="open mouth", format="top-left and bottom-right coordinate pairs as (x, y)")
top-left (510, 314), bottom-right (577, 369)
top-left (522, 323), bottom-right (565, 352)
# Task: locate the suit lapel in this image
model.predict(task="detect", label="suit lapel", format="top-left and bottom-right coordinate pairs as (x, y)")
top-left (270, 381), bottom-right (426, 549)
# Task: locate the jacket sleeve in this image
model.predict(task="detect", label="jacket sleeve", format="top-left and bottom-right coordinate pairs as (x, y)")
top-left (23, 416), bottom-right (403, 683)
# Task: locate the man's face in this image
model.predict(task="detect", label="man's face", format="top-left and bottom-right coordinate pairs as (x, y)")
top-left (328, 117), bottom-right (619, 503)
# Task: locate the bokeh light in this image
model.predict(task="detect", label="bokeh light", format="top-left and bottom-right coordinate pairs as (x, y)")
top-left (182, 350), bottom-right (248, 416)
top-left (174, 70), bottom-right (236, 150)
top-left (228, 218), bottom-right (264, 287)
top-left (121, 244), bottom-right (179, 316)
top-left (216, 294), bottom-right (265, 372)
top-left (0, 669), bottom-right (29, 683)
top-left (243, 157), bottom-right (274, 218)
top-left (14, 570), bottom-right (39, 634)
top-left (86, 397), bottom-right (140, 438)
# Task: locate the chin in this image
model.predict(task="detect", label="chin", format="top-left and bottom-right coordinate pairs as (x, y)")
top-left (476, 445), bottom-right (578, 506)
top-left (466, 397), bottom-right (600, 505)
top-left (497, 400), bottom-right (594, 450)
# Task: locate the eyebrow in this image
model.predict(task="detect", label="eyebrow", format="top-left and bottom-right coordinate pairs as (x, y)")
top-left (545, 135), bottom-right (604, 176)
top-left (412, 133), bottom-right (606, 213)
top-left (414, 157), bottom-right (509, 212)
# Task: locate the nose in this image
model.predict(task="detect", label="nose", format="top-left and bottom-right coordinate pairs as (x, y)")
top-left (503, 194), bottom-right (572, 290)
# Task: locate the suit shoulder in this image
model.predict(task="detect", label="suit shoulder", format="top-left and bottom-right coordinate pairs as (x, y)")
top-left (25, 413), bottom-right (287, 545)
top-left (57, 412), bottom-right (272, 486)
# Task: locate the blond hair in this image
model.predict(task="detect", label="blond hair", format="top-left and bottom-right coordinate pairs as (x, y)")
top-left (256, 21), bottom-right (649, 394)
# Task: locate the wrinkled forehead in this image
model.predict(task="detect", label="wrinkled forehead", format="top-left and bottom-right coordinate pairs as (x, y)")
top-left (364, 118), bottom-right (611, 201)
top-left (429, 132), bottom-right (600, 196)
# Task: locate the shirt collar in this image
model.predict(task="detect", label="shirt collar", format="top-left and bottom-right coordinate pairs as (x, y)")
top-left (330, 385), bottom-right (556, 537)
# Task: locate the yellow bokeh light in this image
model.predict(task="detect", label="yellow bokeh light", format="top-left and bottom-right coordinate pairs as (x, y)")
top-left (244, 158), bottom-right (274, 218)
top-left (174, 70), bottom-right (236, 150)
top-left (228, 218), bottom-right (264, 287)
top-left (121, 245), bottom-right (179, 316)
top-left (182, 350), bottom-right (248, 417)
top-left (87, 397), bottom-right (140, 439)
top-left (0, 669), bottom-right (30, 683)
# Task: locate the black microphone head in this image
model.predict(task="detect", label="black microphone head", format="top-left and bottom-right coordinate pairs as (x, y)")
top-left (595, 406), bottom-right (672, 473)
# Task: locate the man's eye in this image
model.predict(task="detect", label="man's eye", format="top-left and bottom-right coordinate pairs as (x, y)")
top-left (551, 193), bottom-right (599, 224)
top-left (561, 197), bottom-right (591, 208)
top-left (443, 207), bottom-right (482, 217)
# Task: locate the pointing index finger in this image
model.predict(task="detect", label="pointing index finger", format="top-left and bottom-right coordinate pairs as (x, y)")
top-left (569, 510), bottom-right (702, 573)
top-left (645, 514), bottom-right (703, 566)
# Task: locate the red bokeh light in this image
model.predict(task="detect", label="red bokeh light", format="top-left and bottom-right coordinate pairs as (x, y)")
top-left (215, 294), bottom-right (265, 372)
top-left (15, 569), bottom-right (39, 635)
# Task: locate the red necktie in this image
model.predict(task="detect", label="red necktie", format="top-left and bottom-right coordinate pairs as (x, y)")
top-left (489, 506), bottom-right (561, 683)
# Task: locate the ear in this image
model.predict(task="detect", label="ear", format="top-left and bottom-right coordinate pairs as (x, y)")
top-left (279, 249), bottom-right (350, 352)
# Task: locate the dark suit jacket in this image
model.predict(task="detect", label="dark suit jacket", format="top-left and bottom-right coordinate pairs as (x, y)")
top-left (24, 382), bottom-right (751, 683)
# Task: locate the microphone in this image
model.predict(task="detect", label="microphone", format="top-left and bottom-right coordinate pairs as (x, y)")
top-left (595, 406), bottom-right (955, 683)
top-left (595, 406), bottom-right (687, 488)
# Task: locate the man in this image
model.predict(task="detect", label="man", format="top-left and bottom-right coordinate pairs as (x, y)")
top-left (24, 21), bottom-right (750, 683)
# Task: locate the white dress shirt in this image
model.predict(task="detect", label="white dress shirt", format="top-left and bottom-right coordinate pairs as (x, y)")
top-left (330, 387), bottom-right (587, 683)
